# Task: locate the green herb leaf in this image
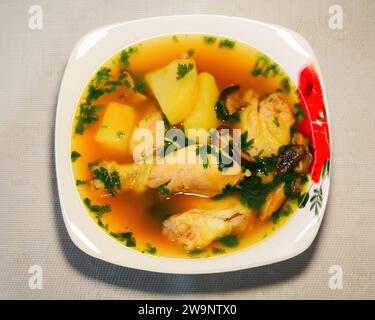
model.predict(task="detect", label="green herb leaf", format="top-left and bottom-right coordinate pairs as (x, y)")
top-left (132, 80), bottom-right (146, 93)
top-left (116, 131), bottom-right (125, 140)
top-left (273, 117), bottom-right (280, 127)
top-left (157, 184), bottom-right (170, 196)
top-left (272, 204), bottom-right (292, 224)
top-left (218, 39), bottom-right (235, 49)
top-left (188, 248), bottom-right (205, 256)
top-left (71, 151), bottom-right (81, 162)
top-left (240, 131), bottom-right (254, 153)
top-left (203, 36), bottom-right (217, 44)
top-left (211, 247), bottom-right (225, 254)
top-left (176, 63), bottom-right (194, 80)
top-left (219, 235), bottom-right (239, 247)
top-left (92, 167), bottom-right (122, 196)
top-left (110, 231), bottom-right (136, 247)
top-left (281, 77), bottom-right (291, 93)
top-left (75, 179), bottom-right (86, 186)
top-left (251, 55), bottom-right (280, 78)
top-left (83, 198), bottom-right (111, 217)
top-left (144, 243), bottom-right (157, 254)
top-left (294, 103), bottom-right (306, 120)
top-left (120, 46), bottom-right (138, 67)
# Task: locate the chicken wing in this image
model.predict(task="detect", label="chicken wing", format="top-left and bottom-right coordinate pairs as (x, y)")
top-left (162, 204), bottom-right (251, 251)
top-left (147, 144), bottom-right (243, 196)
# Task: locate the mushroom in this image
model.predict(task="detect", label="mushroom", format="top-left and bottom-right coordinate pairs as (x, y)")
top-left (216, 85), bottom-right (247, 119)
top-left (274, 145), bottom-right (306, 176)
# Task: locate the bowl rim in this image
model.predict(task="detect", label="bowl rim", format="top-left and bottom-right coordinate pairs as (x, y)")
top-left (55, 14), bottom-right (332, 274)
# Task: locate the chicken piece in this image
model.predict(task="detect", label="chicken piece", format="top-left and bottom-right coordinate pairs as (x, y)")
top-left (240, 91), bottom-right (295, 158)
top-left (259, 183), bottom-right (287, 220)
top-left (129, 111), bottom-right (163, 162)
top-left (147, 144), bottom-right (243, 197)
top-left (162, 204), bottom-right (250, 251)
top-left (91, 161), bottom-right (151, 194)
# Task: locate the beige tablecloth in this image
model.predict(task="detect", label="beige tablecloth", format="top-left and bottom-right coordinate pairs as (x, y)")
top-left (0, 0), bottom-right (374, 299)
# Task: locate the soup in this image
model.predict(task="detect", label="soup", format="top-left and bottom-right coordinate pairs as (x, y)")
top-left (70, 34), bottom-right (312, 258)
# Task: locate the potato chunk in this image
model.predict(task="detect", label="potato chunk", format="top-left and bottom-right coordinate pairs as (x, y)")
top-left (95, 102), bottom-right (136, 154)
top-left (145, 59), bottom-right (198, 124)
top-left (184, 72), bottom-right (220, 133)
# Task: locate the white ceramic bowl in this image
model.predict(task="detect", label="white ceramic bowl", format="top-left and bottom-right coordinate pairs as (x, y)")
top-left (55, 15), bottom-right (331, 274)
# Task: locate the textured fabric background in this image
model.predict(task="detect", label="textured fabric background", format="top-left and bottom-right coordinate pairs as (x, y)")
top-left (0, 0), bottom-right (374, 299)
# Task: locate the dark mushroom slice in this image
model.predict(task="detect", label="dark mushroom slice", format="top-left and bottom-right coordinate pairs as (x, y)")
top-left (215, 85), bottom-right (247, 120)
top-left (275, 145), bottom-right (306, 176)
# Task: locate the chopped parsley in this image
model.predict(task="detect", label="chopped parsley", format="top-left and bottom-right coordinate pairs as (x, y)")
top-left (254, 154), bottom-right (277, 175)
top-left (213, 183), bottom-right (237, 200)
top-left (240, 131), bottom-right (254, 154)
top-left (132, 80), bottom-right (146, 93)
top-left (157, 184), bottom-right (170, 196)
top-left (218, 39), bottom-right (235, 49)
top-left (120, 46), bottom-right (138, 67)
top-left (110, 231), bottom-right (136, 247)
top-left (251, 55), bottom-right (280, 78)
top-left (239, 175), bottom-right (279, 209)
top-left (75, 179), bottom-right (86, 186)
top-left (272, 204), bottom-right (292, 224)
top-left (83, 198), bottom-right (111, 217)
top-left (294, 103), bottom-right (306, 119)
top-left (187, 48), bottom-right (195, 57)
top-left (203, 36), bottom-right (217, 44)
top-left (176, 63), bottom-right (194, 80)
top-left (144, 243), bottom-right (157, 254)
top-left (188, 248), bottom-right (205, 256)
top-left (116, 131), bottom-right (125, 140)
top-left (273, 117), bottom-right (280, 127)
top-left (219, 235), bottom-right (239, 247)
top-left (172, 35), bottom-right (179, 43)
top-left (71, 151), bottom-right (81, 162)
top-left (92, 167), bottom-right (121, 196)
top-left (211, 247), bottom-right (226, 254)
top-left (75, 68), bottom-right (132, 134)
top-left (281, 77), bottom-right (291, 93)
top-left (226, 111), bottom-right (240, 123)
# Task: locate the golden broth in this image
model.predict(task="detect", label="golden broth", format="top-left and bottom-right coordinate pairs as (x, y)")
top-left (71, 34), bottom-right (302, 258)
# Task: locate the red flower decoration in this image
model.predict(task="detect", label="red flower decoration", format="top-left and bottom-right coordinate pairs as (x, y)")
top-left (297, 64), bottom-right (330, 183)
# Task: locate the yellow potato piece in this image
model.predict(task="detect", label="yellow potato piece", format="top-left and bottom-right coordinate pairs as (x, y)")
top-left (95, 102), bottom-right (136, 154)
top-left (145, 59), bottom-right (198, 124)
top-left (184, 72), bottom-right (220, 135)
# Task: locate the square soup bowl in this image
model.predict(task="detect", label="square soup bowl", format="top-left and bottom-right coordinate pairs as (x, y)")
top-left (55, 15), bottom-right (331, 274)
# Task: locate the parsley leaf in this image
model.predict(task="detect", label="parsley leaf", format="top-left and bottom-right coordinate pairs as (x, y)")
top-left (92, 167), bottom-right (121, 196)
top-left (294, 103), bottom-right (306, 119)
top-left (83, 198), bottom-right (111, 217)
top-left (218, 39), bottom-right (235, 49)
top-left (120, 46), bottom-right (138, 67)
top-left (71, 151), bottom-right (81, 162)
top-left (75, 179), bottom-right (86, 186)
top-left (273, 117), bottom-right (280, 127)
top-left (251, 55), bottom-right (280, 78)
top-left (176, 63), bottom-right (194, 80)
top-left (157, 184), bottom-right (170, 196)
top-left (203, 36), bottom-right (217, 44)
top-left (110, 231), bottom-right (136, 247)
top-left (240, 131), bottom-right (254, 154)
top-left (144, 243), bottom-right (157, 254)
top-left (211, 247), bottom-right (225, 254)
top-left (219, 235), bottom-right (239, 247)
